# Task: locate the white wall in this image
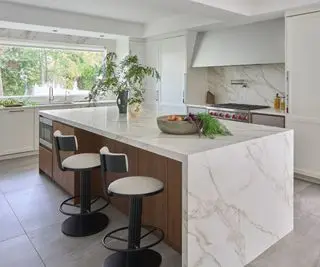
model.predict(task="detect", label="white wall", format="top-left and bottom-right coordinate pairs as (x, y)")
top-left (193, 18), bottom-right (285, 67)
top-left (129, 39), bottom-right (146, 64)
top-left (185, 67), bottom-right (208, 105)
top-left (116, 38), bottom-right (130, 61)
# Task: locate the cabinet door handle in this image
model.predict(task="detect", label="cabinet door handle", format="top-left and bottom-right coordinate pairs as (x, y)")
top-left (9, 109), bottom-right (25, 113)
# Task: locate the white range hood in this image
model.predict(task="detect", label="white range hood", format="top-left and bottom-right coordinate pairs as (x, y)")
top-left (192, 18), bottom-right (285, 67)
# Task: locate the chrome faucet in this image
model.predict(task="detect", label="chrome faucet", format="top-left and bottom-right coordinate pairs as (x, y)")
top-left (49, 86), bottom-right (54, 103)
top-left (64, 90), bottom-right (70, 103)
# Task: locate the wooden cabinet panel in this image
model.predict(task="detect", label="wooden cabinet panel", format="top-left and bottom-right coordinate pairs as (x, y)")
top-left (52, 121), bottom-right (75, 195)
top-left (167, 159), bottom-right (182, 252)
top-left (46, 124), bottom-right (182, 253)
top-left (74, 128), bottom-right (104, 197)
top-left (39, 146), bottom-right (52, 178)
top-left (138, 149), bottom-right (168, 238)
top-left (106, 139), bottom-right (138, 215)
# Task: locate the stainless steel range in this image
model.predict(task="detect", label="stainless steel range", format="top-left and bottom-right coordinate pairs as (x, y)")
top-left (207, 103), bottom-right (269, 123)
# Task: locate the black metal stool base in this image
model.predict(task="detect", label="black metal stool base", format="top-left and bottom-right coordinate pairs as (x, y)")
top-left (62, 212), bottom-right (109, 237)
top-left (103, 250), bottom-right (162, 267)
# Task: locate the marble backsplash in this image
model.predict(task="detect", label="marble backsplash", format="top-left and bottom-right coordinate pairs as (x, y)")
top-left (207, 64), bottom-right (285, 106)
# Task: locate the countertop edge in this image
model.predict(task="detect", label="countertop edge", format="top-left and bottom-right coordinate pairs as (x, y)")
top-left (0, 100), bottom-right (116, 111)
top-left (186, 104), bottom-right (287, 117)
top-left (39, 110), bottom-right (187, 163)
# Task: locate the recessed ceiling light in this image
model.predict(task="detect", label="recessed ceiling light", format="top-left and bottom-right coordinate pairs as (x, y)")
top-left (53, 29), bottom-right (58, 32)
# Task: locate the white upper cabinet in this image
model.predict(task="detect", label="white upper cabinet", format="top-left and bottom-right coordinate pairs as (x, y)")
top-left (160, 36), bottom-right (186, 106)
top-left (192, 18), bottom-right (285, 67)
top-left (145, 35), bottom-right (186, 106)
top-left (286, 11), bottom-right (320, 117)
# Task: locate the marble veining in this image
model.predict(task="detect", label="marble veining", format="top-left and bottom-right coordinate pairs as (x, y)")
top-left (40, 106), bottom-right (290, 162)
top-left (208, 64), bottom-right (285, 106)
top-left (186, 131), bottom-right (293, 267)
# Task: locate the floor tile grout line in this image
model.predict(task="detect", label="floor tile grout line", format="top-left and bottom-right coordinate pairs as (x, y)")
top-left (3, 193), bottom-right (47, 267)
top-left (0, 233), bottom-right (26, 244)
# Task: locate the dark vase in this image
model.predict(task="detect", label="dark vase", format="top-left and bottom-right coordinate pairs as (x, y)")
top-left (116, 90), bottom-right (129, 114)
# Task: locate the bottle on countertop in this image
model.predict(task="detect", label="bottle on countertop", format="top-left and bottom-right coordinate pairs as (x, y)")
top-left (280, 97), bottom-right (286, 111)
top-left (274, 93), bottom-right (281, 110)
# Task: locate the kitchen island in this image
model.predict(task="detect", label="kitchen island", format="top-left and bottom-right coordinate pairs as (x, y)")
top-left (39, 106), bottom-right (293, 267)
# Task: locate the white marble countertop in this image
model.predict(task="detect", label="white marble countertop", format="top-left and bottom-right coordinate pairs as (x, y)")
top-left (40, 106), bottom-right (291, 162)
top-left (0, 100), bottom-right (116, 111)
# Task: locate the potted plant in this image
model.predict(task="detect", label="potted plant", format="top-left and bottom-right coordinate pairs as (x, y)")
top-left (89, 52), bottom-right (160, 114)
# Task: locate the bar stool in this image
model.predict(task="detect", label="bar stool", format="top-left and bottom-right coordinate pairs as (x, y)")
top-left (53, 130), bottom-right (109, 237)
top-left (100, 147), bottom-right (164, 267)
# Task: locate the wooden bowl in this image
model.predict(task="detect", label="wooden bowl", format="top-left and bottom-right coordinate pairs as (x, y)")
top-left (157, 115), bottom-right (198, 135)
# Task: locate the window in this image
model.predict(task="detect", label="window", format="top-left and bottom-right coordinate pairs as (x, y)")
top-left (0, 45), bottom-right (105, 97)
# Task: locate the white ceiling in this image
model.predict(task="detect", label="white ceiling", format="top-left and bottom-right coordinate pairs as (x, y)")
top-left (1, 0), bottom-right (320, 38)
top-left (1, 0), bottom-right (225, 23)
top-left (191, 0), bottom-right (320, 15)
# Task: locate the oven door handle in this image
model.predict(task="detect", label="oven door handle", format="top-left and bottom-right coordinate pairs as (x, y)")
top-left (39, 116), bottom-right (53, 126)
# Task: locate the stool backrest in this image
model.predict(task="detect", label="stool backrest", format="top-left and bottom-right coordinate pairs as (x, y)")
top-left (53, 130), bottom-right (78, 171)
top-left (100, 147), bottom-right (128, 173)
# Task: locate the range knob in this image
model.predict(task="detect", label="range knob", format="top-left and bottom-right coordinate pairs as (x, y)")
top-left (225, 113), bottom-right (230, 118)
top-left (219, 113), bottom-right (224, 117)
top-left (244, 115), bottom-right (249, 121)
top-left (237, 115), bottom-right (243, 120)
top-left (214, 112), bottom-right (219, 116)
top-left (232, 114), bottom-right (237, 119)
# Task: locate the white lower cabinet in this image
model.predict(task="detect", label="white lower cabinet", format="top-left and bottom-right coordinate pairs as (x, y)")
top-left (0, 109), bottom-right (35, 156)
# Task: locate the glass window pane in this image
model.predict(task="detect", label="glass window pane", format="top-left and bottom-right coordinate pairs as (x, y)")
top-left (0, 45), bottom-right (104, 97)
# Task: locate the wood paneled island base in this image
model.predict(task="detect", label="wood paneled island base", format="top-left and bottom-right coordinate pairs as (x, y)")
top-left (49, 121), bottom-right (182, 253)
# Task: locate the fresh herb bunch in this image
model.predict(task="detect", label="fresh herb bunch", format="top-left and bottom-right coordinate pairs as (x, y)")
top-left (186, 112), bottom-right (232, 138)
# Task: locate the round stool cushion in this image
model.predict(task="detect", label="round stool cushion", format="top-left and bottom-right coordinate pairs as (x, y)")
top-left (62, 153), bottom-right (100, 170)
top-left (108, 176), bottom-right (164, 197)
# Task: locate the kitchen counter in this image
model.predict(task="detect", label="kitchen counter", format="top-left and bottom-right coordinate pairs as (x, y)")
top-left (40, 106), bottom-right (294, 267)
top-left (186, 104), bottom-right (287, 117)
top-left (0, 100), bottom-right (116, 111)
top-left (252, 107), bottom-right (287, 116)
top-left (40, 106), bottom-right (289, 162)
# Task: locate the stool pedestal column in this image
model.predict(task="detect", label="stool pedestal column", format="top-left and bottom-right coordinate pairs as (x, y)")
top-left (62, 170), bottom-right (109, 237)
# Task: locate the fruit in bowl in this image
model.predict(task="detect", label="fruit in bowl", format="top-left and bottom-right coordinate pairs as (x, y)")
top-left (157, 113), bottom-right (232, 138)
top-left (167, 115), bottom-right (183, 121)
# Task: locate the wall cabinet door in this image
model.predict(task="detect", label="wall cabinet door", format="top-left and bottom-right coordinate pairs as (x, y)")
top-left (0, 109), bottom-right (35, 156)
top-left (145, 36), bottom-right (186, 106)
top-left (286, 11), bottom-right (320, 180)
top-left (160, 36), bottom-right (186, 106)
top-left (287, 12), bottom-right (320, 117)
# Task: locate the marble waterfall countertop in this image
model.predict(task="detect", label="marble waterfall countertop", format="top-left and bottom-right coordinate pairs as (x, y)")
top-left (40, 105), bottom-right (294, 267)
top-left (40, 106), bottom-right (290, 162)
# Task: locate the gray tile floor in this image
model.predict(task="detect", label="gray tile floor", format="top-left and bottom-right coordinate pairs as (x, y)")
top-left (1, 156), bottom-right (320, 267)
top-left (0, 156), bottom-right (181, 267)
